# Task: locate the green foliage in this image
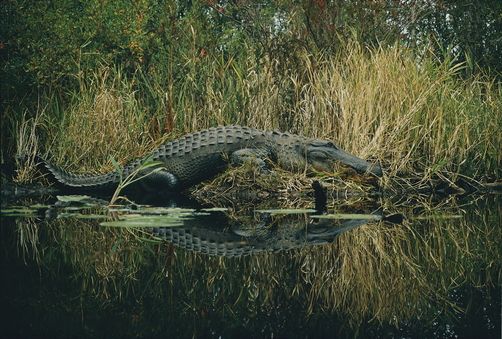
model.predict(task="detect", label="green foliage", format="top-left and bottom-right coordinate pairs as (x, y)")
top-left (1, 0), bottom-right (501, 180)
top-left (3, 0), bottom-right (501, 101)
top-left (408, 0), bottom-right (502, 76)
top-left (2, 0), bottom-right (157, 93)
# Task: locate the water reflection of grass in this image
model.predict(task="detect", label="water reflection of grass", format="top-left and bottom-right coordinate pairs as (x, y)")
top-left (13, 199), bottom-right (501, 331)
top-left (300, 212), bottom-right (501, 326)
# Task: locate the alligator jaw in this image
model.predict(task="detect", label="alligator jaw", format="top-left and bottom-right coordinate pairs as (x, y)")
top-left (331, 148), bottom-right (383, 177)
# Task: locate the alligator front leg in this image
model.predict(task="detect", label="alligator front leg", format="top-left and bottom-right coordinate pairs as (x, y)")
top-left (230, 149), bottom-right (272, 171)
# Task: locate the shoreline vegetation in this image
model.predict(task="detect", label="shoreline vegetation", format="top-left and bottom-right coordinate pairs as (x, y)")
top-left (10, 45), bottom-right (501, 197)
top-left (1, 4), bottom-right (501, 335)
top-left (2, 2), bottom-right (501, 198)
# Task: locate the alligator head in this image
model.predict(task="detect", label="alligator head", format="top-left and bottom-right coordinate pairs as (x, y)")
top-left (303, 139), bottom-right (383, 176)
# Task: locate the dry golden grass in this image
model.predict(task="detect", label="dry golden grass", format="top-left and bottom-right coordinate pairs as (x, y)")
top-left (46, 67), bottom-right (156, 173)
top-left (15, 43), bottom-right (501, 188)
top-left (14, 109), bottom-right (45, 183)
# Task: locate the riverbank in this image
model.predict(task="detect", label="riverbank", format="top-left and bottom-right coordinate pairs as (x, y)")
top-left (6, 44), bottom-right (501, 195)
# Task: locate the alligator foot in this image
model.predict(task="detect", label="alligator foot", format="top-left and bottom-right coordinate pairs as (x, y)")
top-left (230, 148), bottom-right (272, 172)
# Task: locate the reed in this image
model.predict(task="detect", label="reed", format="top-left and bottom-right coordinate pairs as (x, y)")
top-left (12, 42), bottom-right (501, 187)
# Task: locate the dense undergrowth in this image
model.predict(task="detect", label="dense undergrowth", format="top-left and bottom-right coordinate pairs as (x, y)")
top-left (10, 44), bottom-right (502, 189)
top-left (2, 1), bottom-right (501, 190)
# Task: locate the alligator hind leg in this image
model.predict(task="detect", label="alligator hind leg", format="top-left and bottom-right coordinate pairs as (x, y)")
top-left (127, 169), bottom-right (180, 194)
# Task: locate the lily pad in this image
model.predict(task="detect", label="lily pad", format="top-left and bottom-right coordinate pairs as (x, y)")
top-left (0, 208), bottom-right (38, 216)
top-left (56, 195), bottom-right (93, 202)
top-left (311, 214), bottom-right (382, 220)
top-left (100, 215), bottom-right (190, 228)
top-left (255, 209), bottom-right (317, 215)
top-left (62, 206), bottom-right (98, 211)
top-left (133, 207), bottom-right (197, 215)
top-left (200, 207), bottom-right (229, 212)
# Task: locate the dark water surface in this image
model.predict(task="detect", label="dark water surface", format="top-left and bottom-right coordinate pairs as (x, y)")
top-left (0, 194), bottom-right (500, 338)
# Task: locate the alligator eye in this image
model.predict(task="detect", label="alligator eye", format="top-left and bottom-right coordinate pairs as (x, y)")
top-left (310, 140), bottom-right (337, 149)
top-left (324, 141), bottom-right (338, 149)
top-left (310, 140), bottom-right (328, 147)
top-left (309, 150), bottom-right (328, 160)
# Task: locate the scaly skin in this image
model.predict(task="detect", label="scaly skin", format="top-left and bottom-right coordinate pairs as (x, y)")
top-left (38, 125), bottom-right (382, 193)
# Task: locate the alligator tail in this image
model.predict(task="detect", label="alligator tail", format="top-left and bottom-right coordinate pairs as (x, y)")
top-left (35, 155), bottom-right (120, 191)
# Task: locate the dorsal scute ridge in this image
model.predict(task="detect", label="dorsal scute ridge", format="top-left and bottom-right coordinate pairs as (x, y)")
top-left (37, 126), bottom-right (271, 189)
top-left (152, 125), bottom-right (261, 156)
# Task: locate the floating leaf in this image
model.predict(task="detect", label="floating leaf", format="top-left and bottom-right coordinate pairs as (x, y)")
top-left (255, 209), bottom-right (317, 215)
top-left (62, 206), bottom-right (96, 211)
top-left (100, 215), bottom-right (189, 228)
top-left (56, 195), bottom-right (92, 202)
top-left (200, 207), bottom-right (229, 212)
top-left (0, 208), bottom-right (37, 216)
top-left (136, 207), bottom-right (197, 215)
top-left (311, 214), bottom-right (382, 220)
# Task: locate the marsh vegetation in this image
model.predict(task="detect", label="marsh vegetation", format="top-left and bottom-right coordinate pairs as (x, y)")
top-left (2, 2), bottom-right (501, 192)
top-left (1, 1), bottom-right (501, 337)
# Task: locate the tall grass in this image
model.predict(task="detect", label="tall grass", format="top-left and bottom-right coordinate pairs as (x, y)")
top-left (288, 46), bottom-right (500, 182)
top-left (14, 43), bottom-right (501, 183)
top-left (47, 67), bottom-right (155, 172)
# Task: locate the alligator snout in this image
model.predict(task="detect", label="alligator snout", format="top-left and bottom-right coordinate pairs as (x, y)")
top-left (336, 148), bottom-right (382, 176)
top-left (307, 143), bottom-right (383, 177)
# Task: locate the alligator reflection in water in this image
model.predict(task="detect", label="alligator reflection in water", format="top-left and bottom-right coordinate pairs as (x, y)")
top-left (1, 196), bottom-right (500, 338)
top-left (152, 214), bottom-right (372, 257)
top-left (5, 194), bottom-right (380, 257)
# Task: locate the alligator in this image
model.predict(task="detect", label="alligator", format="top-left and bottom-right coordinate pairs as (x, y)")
top-left (37, 125), bottom-right (382, 194)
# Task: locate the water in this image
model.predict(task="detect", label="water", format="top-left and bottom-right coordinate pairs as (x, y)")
top-left (0, 193), bottom-right (500, 338)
